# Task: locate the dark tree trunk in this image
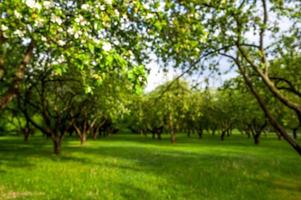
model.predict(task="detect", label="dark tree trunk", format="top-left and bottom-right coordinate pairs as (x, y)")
top-left (293, 128), bottom-right (298, 139)
top-left (53, 138), bottom-right (61, 155)
top-left (152, 132), bottom-right (155, 139)
top-left (254, 133), bottom-right (260, 145)
top-left (245, 130), bottom-right (251, 138)
top-left (198, 129), bottom-right (203, 139)
top-left (187, 131), bottom-right (191, 137)
top-left (276, 132), bottom-right (282, 140)
top-left (221, 130), bottom-right (226, 141)
top-left (23, 121), bottom-right (30, 143)
top-left (157, 133), bottom-right (162, 140)
top-left (211, 129), bottom-right (216, 136)
top-left (24, 130), bottom-right (30, 143)
top-left (93, 127), bottom-right (99, 140)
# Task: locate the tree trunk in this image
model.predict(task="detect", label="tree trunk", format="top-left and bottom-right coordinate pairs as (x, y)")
top-left (53, 138), bottom-right (61, 156)
top-left (293, 128), bottom-right (298, 139)
top-left (198, 129), bottom-right (203, 139)
top-left (93, 127), bottom-right (99, 140)
top-left (212, 129), bottom-right (216, 136)
top-left (152, 132), bottom-right (155, 139)
top-left (24, 131), bottom-right (29, 143)
top-left (169, 114), bottom-right (176, 144)
top-left (170, 132), bottom-right (176, 144)
top-left (221, 130), bottom-right (226, 141)
top-left (0, 42), bottom-right (34, 111)
top-left (276, 132), bottom-right (282, 140)
top-left (187, 130), bottom-right (191, 137)
top-left (157, 133), bottom-right (162, 140)
top-left (226, 129), bottom-right (231, 137)
top-left (80, 133), bottom-right (86, 145)
top-left (245, 130), bottom-right (251, 138)
top-left (254, 133), bottom-right (260, 145)
top-left (23, 121), bottom-right (30, 143)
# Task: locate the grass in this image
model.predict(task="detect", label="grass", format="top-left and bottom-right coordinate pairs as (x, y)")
top-left (0, 133), bottom-right (300, 200)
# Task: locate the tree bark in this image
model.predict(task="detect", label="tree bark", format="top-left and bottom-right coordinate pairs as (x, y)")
top-left (24, 129), bottom-right (30, 143)
top-left (198, 129), bottom-right (203, 139)
top-left (0, 42), bottom-right (34, 110)
top-left (93, 127), bottom-right (99, 140)
top-left (170, 132), bottom-right (176, 144)
top-left (211, 129), bottom-right (216, 136)
top-left (293, 128), bottom-right (298, 139)
top-left (187, 130), bottom-right (191, 137)
top-left (80, 133), bottom-right (87, 145)
top-left (157, 132), bottom-right (162, 140)
top-left (53, 138), bottom-right (62, 155)
top-left (253, 133), bottom-right (260, 145)
top-left (23, 120), bottom-right (30, 143)
top-left (221, 130), bottom-right (226, 141)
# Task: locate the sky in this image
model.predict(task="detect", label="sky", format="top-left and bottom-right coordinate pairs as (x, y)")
top-left (144, 57), bottom-right (238, 92)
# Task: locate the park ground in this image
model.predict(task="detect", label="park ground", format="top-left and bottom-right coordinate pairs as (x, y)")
top-left (0, 133), bottom-right (300, 200)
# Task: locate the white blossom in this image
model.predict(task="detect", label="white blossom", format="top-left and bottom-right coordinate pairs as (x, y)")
top-left (1, 25), bottom-right (8, 31)
top-left (146, 13), bottom-right (154, 20)
top-left (41, 36), bottom-right (47, 42)
top-left (67, 27), bottom-right (74, 35)
top-left (81, 4), bottom-right (90, 10)
top-left (102, 42), bottom-right (112, 51)
top-left (95, 13), bottom-right (101, 19)
top-left (51, 14), bottom-right (63, 25)
top-left (75, 15), bottom-right (87, 25)
top-left (95, 2), bottom-right (105, 10)
top-left (14, 10), bottom-right (22, 19)
top-left (14, 29), bottom-right (25, 37)
top-left (114, 10), bottom-right (120, 17)
top-left (99, 5), bottom-right (105, 10)
top-left (57, 40), bottom-right (66, 46)
top-left (104, 0), bottom-right (113, 5)
top-left (57, 55), bottom-right (65, 63)
top-left (57, 27), bottom-right (63, 33)
top-left (74, 31), bottom-right (82, 39)
top-left (24, 0), bottom-right (42, 10)
top-left (43, 1), bottom-right (54, 9)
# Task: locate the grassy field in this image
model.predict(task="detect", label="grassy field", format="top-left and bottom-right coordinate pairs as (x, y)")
top-left (0, 133), bottom-right (300, 200)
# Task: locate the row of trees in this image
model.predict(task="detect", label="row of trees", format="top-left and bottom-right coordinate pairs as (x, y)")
top-left (143, 0), bottom-right (301, 154)
top-left (125, 77), bottom-right (300, 145)
top-left (1, 62), bottom-right (135, 154)
top-left (0, 1), bottom-right (150, 154)
top-left (0, 0), bottom-right (300, 156)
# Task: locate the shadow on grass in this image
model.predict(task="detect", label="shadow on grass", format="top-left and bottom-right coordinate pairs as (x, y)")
top-left (0, 134), bottom-right (300, 200)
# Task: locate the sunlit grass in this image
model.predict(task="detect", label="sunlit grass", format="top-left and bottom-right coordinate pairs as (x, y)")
top-left (0, 133), bottom-right (300, 200)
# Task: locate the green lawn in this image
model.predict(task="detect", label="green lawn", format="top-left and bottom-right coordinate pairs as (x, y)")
top-left (0, 133), bottom-right (300, 200)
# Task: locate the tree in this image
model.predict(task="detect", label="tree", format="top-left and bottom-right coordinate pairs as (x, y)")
top-left (145, 0), bottom-right (301, 155)
top-left (148, 79), bottom-right (191, 143)
top-left (0, 0), bottom-right (149, 110)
